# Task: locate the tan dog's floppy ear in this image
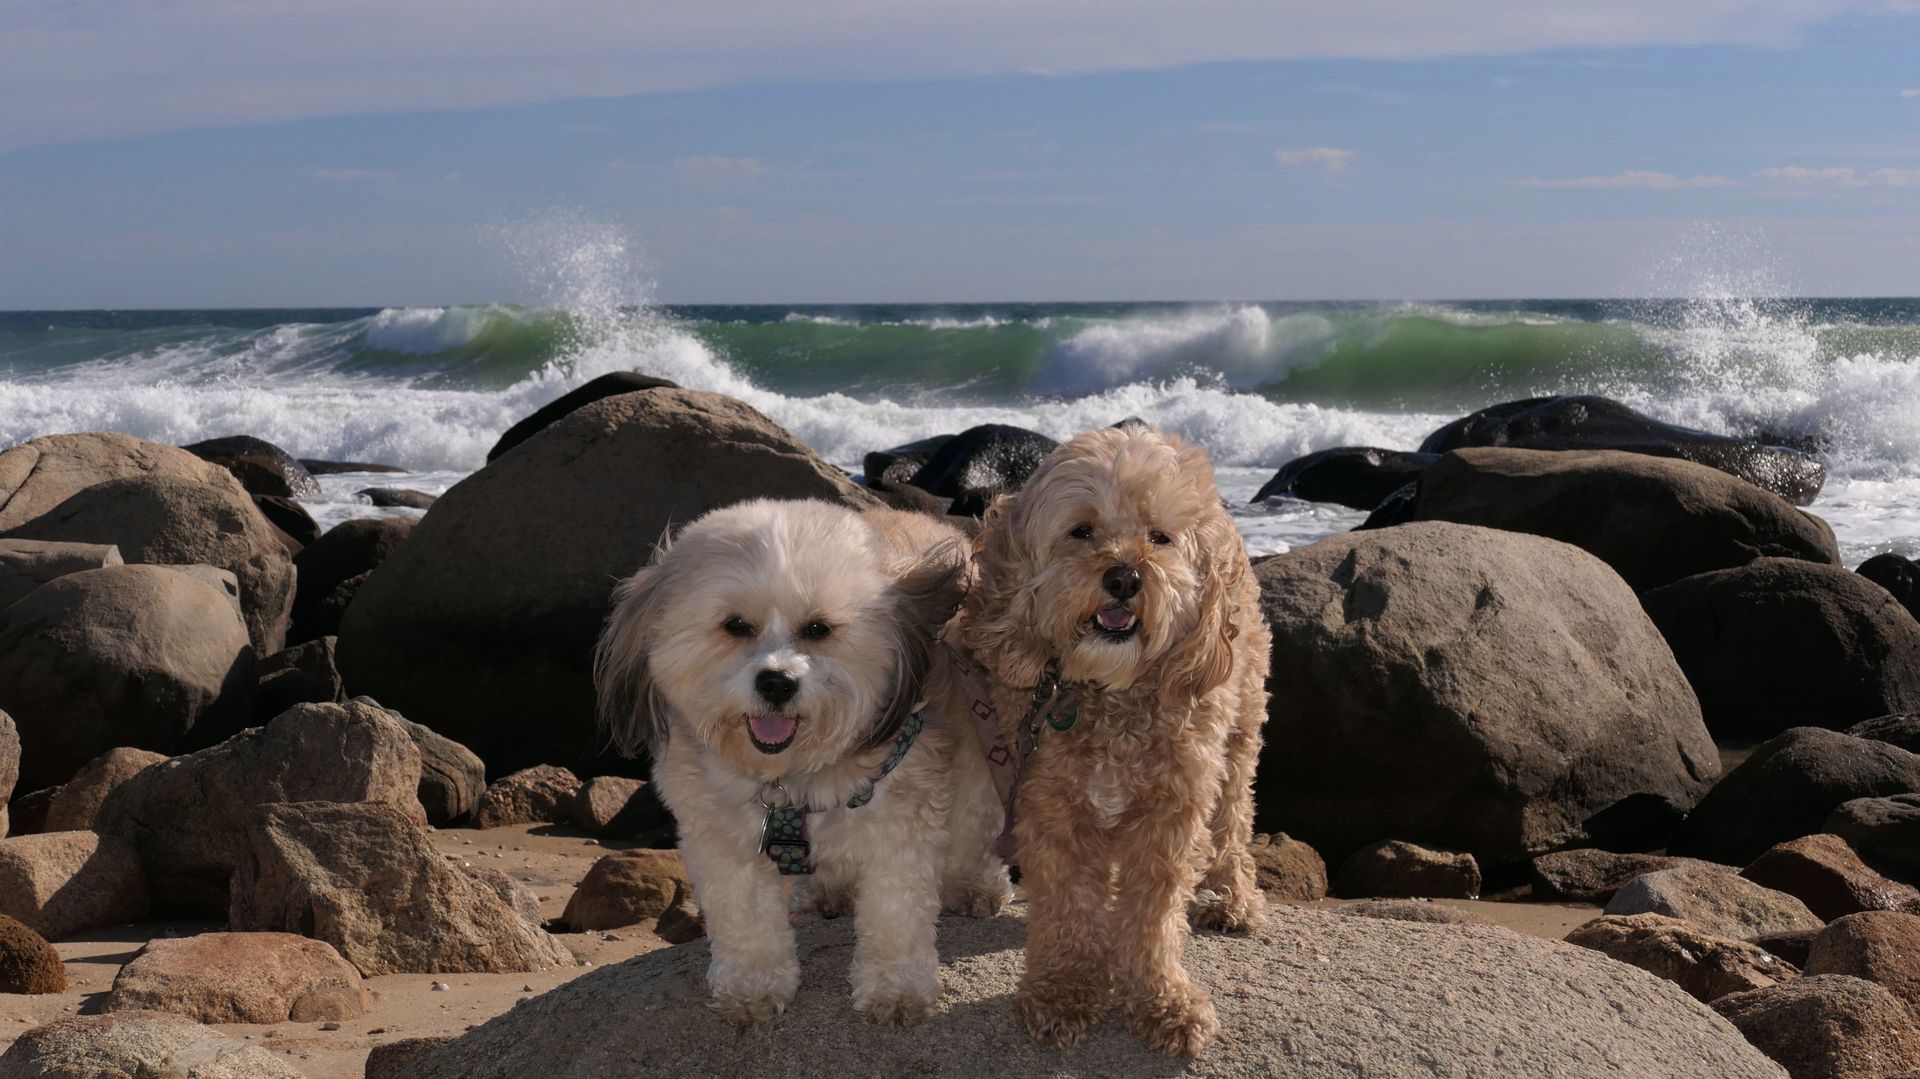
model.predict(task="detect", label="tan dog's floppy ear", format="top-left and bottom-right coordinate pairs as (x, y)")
top-left (1158, 471), bottom-right (1244, 709)
top-left (867, 537), bottom-right (969, 749)
top-left (959, 493), bottom-right (1050, 689)
top-left (594, 567), bottom-right (667, 756)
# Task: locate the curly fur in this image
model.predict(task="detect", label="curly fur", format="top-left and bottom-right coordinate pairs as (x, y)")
top-left (952, 426), bottom-right (1271, 1057)
top-left (594, 499), bottom-right (1010, 1026)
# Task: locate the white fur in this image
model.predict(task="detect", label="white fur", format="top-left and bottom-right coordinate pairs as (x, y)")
top-left (595, 499), bottom-right (1010, 1026)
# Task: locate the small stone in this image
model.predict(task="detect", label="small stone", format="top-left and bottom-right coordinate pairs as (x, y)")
top-left (1566, 913), bottom-right (1798, 1002)
top-left (1740, 833), bottom-right (1920, 922)
top-left (431, 982), bottom-right (450, 992)
top-left (1334, 840), bottom-right (1480, 899)
top-left (1250, 833), bottom-right (1328, 901)
top-left (320, 1022), bottom-right (341, 1031)
top-left (1605, 864), bottom-right (1823, 939)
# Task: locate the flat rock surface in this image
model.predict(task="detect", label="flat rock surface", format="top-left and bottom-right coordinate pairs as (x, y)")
top-left (408, 903), bottom-right (1784, 1079)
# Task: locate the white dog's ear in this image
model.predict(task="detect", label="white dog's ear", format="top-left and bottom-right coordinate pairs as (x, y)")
top-left (594, 567), bottom-right (667, 756)
top-left (868, 538), bottom-right (969, 749)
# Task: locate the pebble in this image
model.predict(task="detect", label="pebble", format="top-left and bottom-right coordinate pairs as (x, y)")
top-left (320, 1022), bottom-right (342, 1032)
top-left (431, 981), bottom-right (451, 992)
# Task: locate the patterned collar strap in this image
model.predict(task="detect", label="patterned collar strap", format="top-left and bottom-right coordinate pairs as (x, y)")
top-left (760, 708), bottom-right (925, 876)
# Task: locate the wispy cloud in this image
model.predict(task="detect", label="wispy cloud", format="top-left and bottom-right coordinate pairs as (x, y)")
top-left (1902, 88), bottom-right (1920, 98)
top-left (1274, 147), bottom-right (1356, 176)
top-left (1511, 170), bottom-right (1739, 190)
top-left (1756, 165), bottom-right (1920, 186)
top-left (3, 0), bottom-right (1900, 150)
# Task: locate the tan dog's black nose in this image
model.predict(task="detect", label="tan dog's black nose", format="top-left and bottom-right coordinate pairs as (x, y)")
top-left (1102, 564), bottom-right (1142, 602)
top-left (755, 669), bottom-right (798, 706)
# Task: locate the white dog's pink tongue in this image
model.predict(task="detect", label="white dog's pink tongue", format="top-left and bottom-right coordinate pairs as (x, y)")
top-left (1096, 608), bottom-right (1137, 631)
top-left (749, 713), bottom-right (798, 745)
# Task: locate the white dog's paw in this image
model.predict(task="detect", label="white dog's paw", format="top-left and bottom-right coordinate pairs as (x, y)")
top-left (852, 962), bottom-right (940, 1027)
top-left (709, 960), bottom-right (800, 1028)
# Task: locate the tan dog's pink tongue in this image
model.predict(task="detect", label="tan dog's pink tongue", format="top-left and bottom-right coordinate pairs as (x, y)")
top-left (749, 713), bottom-right (798, 744)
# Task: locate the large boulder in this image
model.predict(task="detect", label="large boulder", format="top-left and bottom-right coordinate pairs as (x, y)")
top-left (905, 423), bottom-right (1058, 513)
top-left (181, 435), bottom-right (320, 498)
top-left (0, 1012), bottom-right (303, 1078)
top-left (0, 431), bottom-right (233, 531)
top-left (95, 699), bottom-right (423, 914)
top-left (288, 517), bottom-right (414, 645)
top-left (863, 434), bottom-right (955, 488)
top-left (486, 371), bottom-right (678, 462)
top-left (570, 776), bottom-right (668, 839)
top-left (1713, 975), bottom-right (1920, 1079)
top-left (0, 712), bottom-right (16, 833)
top-left (1858, 552), bottom-right (1920, 623)
top-left (1805, 912), bottom-right (1920, 1021)
top-left (1643, 559), bottom-right (1920, 737)
top-left (1605, 865), bottom-right (1823, 939)
top-left (1741, 834), bottom-right (1920, 922)
top-left (1403, 448), bottom-right (1838, 591)
top-left (1419, 396), bottom-right (1825, 504)
top-left (0, 538), bottom-right (121, 611)
top-left (251, 494), bottom-right (320, 551)
top-left (1530, 849), bottom-right (1725, 903)
top-left (103, 931), bottom-right (371, 1024)
top-left (336, 389), bottom-right (879, 773)
top-left (1672, 728), bottom-right (1920, 866)
top-left (1566, 913), bottom-right (1798, 1002)
top-left (1251, 447), bottom-right (1438, 510)
top-left (0, 565), bottom-right (256, 791)
top-left (6, 473), bottom-right (296, 653)
top-left (229, 801), bottom-right (571, 976)
top-left (400, 717), bottom-right (487, 826)
top-left (403, 905), bottom-right (1787, 1079)
top-left (1827, 794), bottom-right (1920, 882)
top-left (0, 831), bottom-right (149, 939)
top-left (1254, 522), bottom-right (1718, 865)
top-left (1249, 834), bottom-right (1328, 901)
top-left (43, 747), bottom-right (167, 833)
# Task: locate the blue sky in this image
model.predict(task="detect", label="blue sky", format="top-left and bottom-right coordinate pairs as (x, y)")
top-left (2, 1), bottom-right (1918, 307)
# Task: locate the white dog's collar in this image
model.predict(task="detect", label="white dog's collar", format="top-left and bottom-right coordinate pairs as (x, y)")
top-left (757, 706), bottom-right (925, 876)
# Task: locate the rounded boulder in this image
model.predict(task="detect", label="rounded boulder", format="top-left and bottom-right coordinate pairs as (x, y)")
top-left (1254, 521), bottom-right (1719, 866)
top-left (336, 388), bottom-right (878, 773)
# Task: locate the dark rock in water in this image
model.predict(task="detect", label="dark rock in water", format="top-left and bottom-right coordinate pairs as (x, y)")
top-left (487, 372), bottom-right (679, 462)
top-left (1254, 521), bottom-right (1718, 867)
top-left (252, 494), bottom-right (320, 550)
top-left (1253, 447), bottom-right (1439, 510)
top-left (299, 459), bottom-right (406, 475)
top-left (1859, 553), bottom-right (1920, 623)
top-left (862, 435), bottom-right (955, 489)
top-left (906, 424), bottom-right (1058, 506)
top-left (1110, 416), bottom-right (1150, 430)
top-left (183, 435), bottom-right (320, 498)
top-left (290, 518), bottom-right (415, 645)
top-left (1408, 448), bottom-right (1839, 591)
top-left (1670, 728), bottom-right (1920, 866)
top-left (1355, 482), bottom-right (1420, 530)
top-left (336, 388), bottom-right (877, 776)
top-left (359, 487), bottom-right (437, 510)
top-left (1642, 559), bottom-right (1920, 737)
top-left (1420, 395), bottom-right (1826, 504)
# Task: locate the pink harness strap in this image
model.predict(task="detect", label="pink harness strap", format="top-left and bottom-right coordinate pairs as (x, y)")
top-left (943, 641), bottom-right (1027, 865)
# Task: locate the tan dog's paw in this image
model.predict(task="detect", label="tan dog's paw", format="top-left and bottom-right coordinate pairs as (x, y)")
top-left (1017, 982), bottom-right (1111, 1048)
top-left (1190, 886), bottom-right (1266, 933)
top-left (942, 882), bottom-right (1012, 918)
top-left (1127, 982), bottom-right (1219, 1057)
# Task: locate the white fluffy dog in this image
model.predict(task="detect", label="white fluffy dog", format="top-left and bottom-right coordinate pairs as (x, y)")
top-left (595, 499), bottom-right (1009, 1027)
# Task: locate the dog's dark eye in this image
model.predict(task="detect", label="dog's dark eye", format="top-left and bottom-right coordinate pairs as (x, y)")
top-left (1149, 530), bottom-right (1172, 546)
top-left (1068, 523), bottom-right (1094, 540)
top-left (722, 616), bottom-right (755, 638)
top-left (800, 619), bottom-right (833, 641)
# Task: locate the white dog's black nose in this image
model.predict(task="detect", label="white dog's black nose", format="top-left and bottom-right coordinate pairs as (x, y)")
top-left (1103, 564), bottom-right (1142, 602)
top-left (755, 669), bottom-right (799, 707)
